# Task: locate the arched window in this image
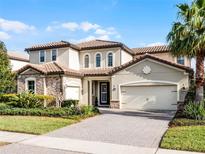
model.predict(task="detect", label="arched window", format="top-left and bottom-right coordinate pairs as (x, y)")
top-left (84, 55), bottom-right (89, 68)
top-left (108, 52), bottom-right (113, 67)
top-left (96, 53), bottom-right (101, 67)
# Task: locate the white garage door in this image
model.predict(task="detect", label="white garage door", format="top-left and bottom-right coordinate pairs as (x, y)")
top-left (65, 86), bottom-right (80, 100)
top-left (121, 85), bottom-right (177, 111)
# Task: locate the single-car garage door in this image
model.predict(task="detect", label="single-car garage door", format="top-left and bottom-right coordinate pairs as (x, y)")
top-left (121, 85), bottom-right (177, 111)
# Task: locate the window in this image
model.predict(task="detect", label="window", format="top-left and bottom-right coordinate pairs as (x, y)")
top-left (96, 53), bottom-right (101, 67)
top-left (177, 56), bottom-right (185, 65)
top-left (108, 52), bottom-right (113, 67)
top-left (27, 80), bottom-right (35, 93)
top-left (39, 50), bottom-right (45, 62)
top-left (84, 55), bottom-right (89, 68)
top-left (51, 49), bottom-right (57, 61)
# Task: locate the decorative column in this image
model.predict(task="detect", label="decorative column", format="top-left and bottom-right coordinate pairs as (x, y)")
top-left (89, 80), bottom-right (92, 105)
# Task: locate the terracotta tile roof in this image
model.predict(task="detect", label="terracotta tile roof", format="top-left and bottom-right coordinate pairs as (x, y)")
top-left (110, 54), bottom-right (193, 74)
top-left (77, 39), bottom-right (134, 55)
top-left (25, 41), bottom-right (80, 51)
top-left (81, 68), bottom-right (113, 76)
top-left (25, 39), bottom-right (134, 55)
top-left (8, 52), bottom-right (29, 62)
top-left (16, 62), bottom-right (83, 77)
top-left (17, 54), bottom-right (192, 77)
top-left (132, 45), bottom-right (170, 55)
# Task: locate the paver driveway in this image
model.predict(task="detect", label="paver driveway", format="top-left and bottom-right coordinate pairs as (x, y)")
top-left (47, 109), bottom-right (175, 148)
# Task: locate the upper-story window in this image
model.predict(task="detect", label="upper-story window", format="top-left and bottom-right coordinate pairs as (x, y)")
top-left (84, 54), bottom-right (89, 68)
top-left (51, 49), bottom-right (57, 61)
top-left (108, 52), bottom-right (113, 67)
top-left (177, 56), bottom-right (184, 65)
top-left (39, 50), bottom-right (45, 62)
top-left (96, 53), bottom-right (101, 67)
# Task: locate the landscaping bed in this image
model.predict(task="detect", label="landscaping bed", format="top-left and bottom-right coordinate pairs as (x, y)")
top-left (0, 92), bottom-right (99, 134)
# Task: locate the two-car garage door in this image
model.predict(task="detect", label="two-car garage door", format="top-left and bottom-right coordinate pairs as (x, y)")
top-left (121, 85), bottom-right (177, 111)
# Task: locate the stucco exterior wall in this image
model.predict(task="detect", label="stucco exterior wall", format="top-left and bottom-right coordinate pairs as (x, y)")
top-left (121, 49), bottom-right (133, 65)
top-left (68, 48), bottom-right (80, 70)
top-left (79, 47), bottom-right (121, 69)
top-left (111, 59), bottom-right (190, 103)
top-left (10, 59), bottom-right (28, 71)
top-left (135, 52), bottom-right (191, 67)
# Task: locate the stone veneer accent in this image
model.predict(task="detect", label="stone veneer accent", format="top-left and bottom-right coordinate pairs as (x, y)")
top-left (17, 69), bottom-right (62, 98)
top-left (18, 74), bottom-right (44, 94)
top-left (46, 76), bottom-right (62, 96)
top-left (110, 100), bottom-right (120, 109)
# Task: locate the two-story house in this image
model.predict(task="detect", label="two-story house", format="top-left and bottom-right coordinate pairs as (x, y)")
top-left (17, 40), bottom-right (193, 111)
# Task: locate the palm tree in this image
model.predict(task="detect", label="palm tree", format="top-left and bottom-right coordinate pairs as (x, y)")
top-left (167, 0), bottom-right (205, 103)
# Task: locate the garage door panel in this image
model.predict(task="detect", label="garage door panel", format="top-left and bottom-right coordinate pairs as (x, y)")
top-left (121, 86), bottom-right (177, 111)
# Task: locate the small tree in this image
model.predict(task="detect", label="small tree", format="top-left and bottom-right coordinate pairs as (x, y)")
top-left (0, 41), bottom-right (16, 93)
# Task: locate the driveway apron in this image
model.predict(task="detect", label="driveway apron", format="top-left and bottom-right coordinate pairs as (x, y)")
top-left (47, 109), bottom-right (175, 148)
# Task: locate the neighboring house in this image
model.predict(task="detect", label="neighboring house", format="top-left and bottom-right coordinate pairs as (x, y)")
top-left (16, 40), bottom-right (193, 111)
top-left (8, 52), bottom-right (29, 71)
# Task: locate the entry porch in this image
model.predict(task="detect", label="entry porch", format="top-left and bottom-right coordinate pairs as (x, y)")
top-left (82, 76), bottom-right (111, 107)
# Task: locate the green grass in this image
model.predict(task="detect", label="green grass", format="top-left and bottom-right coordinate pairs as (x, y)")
top-left (160, 125), bottom-right (205, 152)
top-left (0, 115), bottom-right (89, 135)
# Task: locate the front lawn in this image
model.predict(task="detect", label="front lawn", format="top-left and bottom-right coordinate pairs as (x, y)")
top-left (160, 118), bottom-right (205, 153)
top-left (0, 115), bottom-right (88, 135)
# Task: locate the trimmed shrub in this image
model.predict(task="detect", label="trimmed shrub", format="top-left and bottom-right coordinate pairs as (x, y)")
top-left (35, 94), bottom-right (55, 107)
top-left (183, 101), bottom-right (205, 120)
top-left (0, 103), bottom-right (11, 110)
top-left (61, 100), bottom-right (79, 108)
top-left (0, 92), bottom-right (55, 108)
top-left (0, 106), bottom-right (99, 117)
top-left (80, 105), bottom-right (99, 115)
top-left (15, 92), bottom-right (43, 108)
top-left (0, 94), bottom-right (18, 102)
top-left (169, 118), bottom-right (205, 127)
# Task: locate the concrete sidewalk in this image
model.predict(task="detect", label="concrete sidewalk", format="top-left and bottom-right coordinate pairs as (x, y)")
top-left (0, 130), bottom-right (204, 154)
top-left (0, 131), bottom-right (36, 143)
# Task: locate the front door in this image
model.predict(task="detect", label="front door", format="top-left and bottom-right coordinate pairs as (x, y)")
top-left (100, 82), bottom-right (109, 105)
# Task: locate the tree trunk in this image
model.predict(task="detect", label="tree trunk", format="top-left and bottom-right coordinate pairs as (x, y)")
top-left (195, 51), bottom-right (204, 103)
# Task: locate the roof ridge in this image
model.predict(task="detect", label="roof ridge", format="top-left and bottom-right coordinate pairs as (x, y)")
top-left (52, 62), bottom-right (65, 72)
top-left (95, 39), bottom-right (121, 44)
top-left (132, 45), bottom-right (168, 50)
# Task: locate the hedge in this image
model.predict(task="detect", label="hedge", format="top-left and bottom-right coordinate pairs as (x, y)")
top-left (0, 106), bottom-right (99, 117)
top-left (169, 118), bottom-right (205, 127)
top-left (0, 92), bottom-right (55, 107)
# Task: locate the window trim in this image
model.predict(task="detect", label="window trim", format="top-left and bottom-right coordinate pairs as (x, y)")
top-left (83, 53), bottom-right (91, 68)
top-left (51, 49), bottom-right (58, 61)
top-left (95, 52), bottom-right (102, 68)
top-left (39, 50), bottom-right (46, 63)
top-left (106, 51), bottom-right (114, 67)
top-left (177, 56), bottom-right (185, 65)
top-left (25, 77), bottom-right (36, 93)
